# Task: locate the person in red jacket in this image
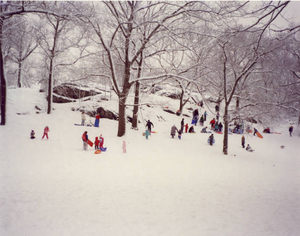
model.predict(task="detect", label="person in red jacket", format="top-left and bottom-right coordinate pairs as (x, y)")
top-left (99, 134), bottom-right (104, 148)
top-left (94, 137), bottom-right (100, 150)
top-left (82, 131), bottom-right (88, 150)
top-left (42, 126), bottom-right (50, 139)
top-left (185, 123), bottom-right (189, 133)
top-left (94, 113), bottom-right (100, 127)
top-left (209, 118), bottom-right (216, 129)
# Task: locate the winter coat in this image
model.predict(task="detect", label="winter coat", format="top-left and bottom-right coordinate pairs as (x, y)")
top-left (82, 133), bottom-right (88, 142)
top-left (146, 121), bottom-right (154, 130)
top-left (95, 137), bottom-right (100, 147)
top-left (188, 126), bottom-right (195, 133)
top-left (289, 126), bottom-right (293, 132)
top-left (193, 109), bottom-right (199, 118)
top-left (44, 126), bottom-right (49, 134)
top-left (200, 116), bottom-right (204, 123)
top-left (241, 136), bottom-right (245, 144)
top-left (99, 137), bottom-right (104, 148)
top-left (171, 125), bottom-right (178, 135)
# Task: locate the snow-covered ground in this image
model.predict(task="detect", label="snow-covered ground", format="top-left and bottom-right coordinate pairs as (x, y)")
top-left (1, 88), bottom-right (300, 236)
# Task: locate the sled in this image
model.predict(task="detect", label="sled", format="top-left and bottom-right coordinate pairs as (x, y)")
top-left (94, 150), bottom-right (101, 154)
top-left (74, 124), bottom-right (94, 127)
top-left (151, 131), bottom-right (157, 133)
top-left (88, 139), bottom-right (93, 147)
top-left (256, 131), bottom-right (263, 139)
top-left (216, 131), bottom-right (223, 134)
top-left (100, 147), bottom-right (107, 152)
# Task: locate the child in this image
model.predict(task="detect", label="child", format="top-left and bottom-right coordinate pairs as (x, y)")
top-left (178, 130), bottom-right (182, 140)
top-left (246, 144), bottom-right (254, 152)
top-left (42, 126), bottom-right (50, 139)
top-left (94, 137), bottom-right (100, 150)
top-left (201, 126), bottom-right (208, 133)
top-left (185, 123), bottom-right (189, 133)
top-left (30, 130), bottom-right (35, 139)
top-left (145, 130), bottom-right (150, 140)
top-left (99, 134), bottom-right (104, 148)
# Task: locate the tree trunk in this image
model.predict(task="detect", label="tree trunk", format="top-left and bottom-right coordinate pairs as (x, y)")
top-left (0, 17), bottom-right (6, 125)
top-left (17, 60), bottom-right (22, 88)
top-left (117, 93), bottom-right (127, 137)
top-left (47, 58), bottom-right (53, 114)
top-left (236, 96), bottom-right (240, 110)
top-left (132, 81), bottom-right (140, 129)
top-left (222, 104), bottom-right (229, 155)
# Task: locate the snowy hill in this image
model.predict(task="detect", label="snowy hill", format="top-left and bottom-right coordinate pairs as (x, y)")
top-left (0, 88), bottom-right (300, 236)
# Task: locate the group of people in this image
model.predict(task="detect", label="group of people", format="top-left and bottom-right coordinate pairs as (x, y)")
top-left (82, 131), bottom-right (104, 150)
top-left (241, 135), bottom-right (254, 152)
top-left (81, 112), bottom-right (101, 127)
top-left (209, 118), bottom-right (223, 132)
top-left (191, 109), bottom-right (208, 126)
top-left (30, 126), bottom-right (50, 140)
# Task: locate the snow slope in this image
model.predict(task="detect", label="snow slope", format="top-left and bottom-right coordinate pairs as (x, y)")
top-left (0, 88), bottom-right (300, 236)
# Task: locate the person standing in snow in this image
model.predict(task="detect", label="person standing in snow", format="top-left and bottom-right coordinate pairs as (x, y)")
top-left (30, 130), bottom-right (35, 139)
top-left (178, 130), bottom-right (182, 140)
top-left (253, 127), bottom-right (258, 136)
top-left (146, 120), bottom-right (154, 133)
top-left (216, 112), bottom-right (220, 122)
top-left (218, 122), bottom-right (223, 132)
top-left (185, 123), bottom-right (189, 133)
top-left (204, 111), bottom-right (207, 121)
top-left (199, 115), bottom-right (204, 126)
top-left (209, 134), bottom-right (214, 146)
top-left (289, 126), bottom-right (293, 137)
top-left (210, 118), bottom-right (216, 129)
top-left (180, 118), bottom-right (184, 133)
top-left (145, 129), bottom-right (150, 139)
top-left (94, 113), bottom-right (100, 127)
top-left (42, 126), bottom-right (50, 139)
top-left (94, 137), bottom-right (100, 150)
top-left (82, 131), bottom-right (88, 150)
top-left (170, 125), bottom-right (178, 138)
top-left (241, 135), bottom-right (245, 148)
top-left (99, 134), bottom-right (104, 148)
top-left (81, 111), bottom-right (86, 126)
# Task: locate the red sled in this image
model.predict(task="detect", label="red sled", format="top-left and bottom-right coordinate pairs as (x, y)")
top-left (88, 139), bottom-right (93, 147)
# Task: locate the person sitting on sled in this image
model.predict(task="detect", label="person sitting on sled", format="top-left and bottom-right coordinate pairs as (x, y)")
top-left (188, 126), bottom-right (195, 133)
top-left (201, 126), bottom-right (208, 133)
top-left (263, 127), bottom-right (271, 133)
top-left (246, 144), bottom-right (254, 152)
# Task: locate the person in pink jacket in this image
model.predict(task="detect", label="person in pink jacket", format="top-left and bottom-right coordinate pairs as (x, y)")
top-left (42, 126), bottom-right (50, 139)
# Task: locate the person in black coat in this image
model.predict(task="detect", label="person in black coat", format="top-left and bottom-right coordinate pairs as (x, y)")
top-left (146, 120), bottom-right (154, 133)
top-left (289, 126), bottom-right (293, 137)
top-left (209, 134), bottom-right (214, 146)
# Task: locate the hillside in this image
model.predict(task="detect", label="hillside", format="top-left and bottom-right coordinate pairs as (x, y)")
top-left (0, 87), bottom-right (299, 236)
